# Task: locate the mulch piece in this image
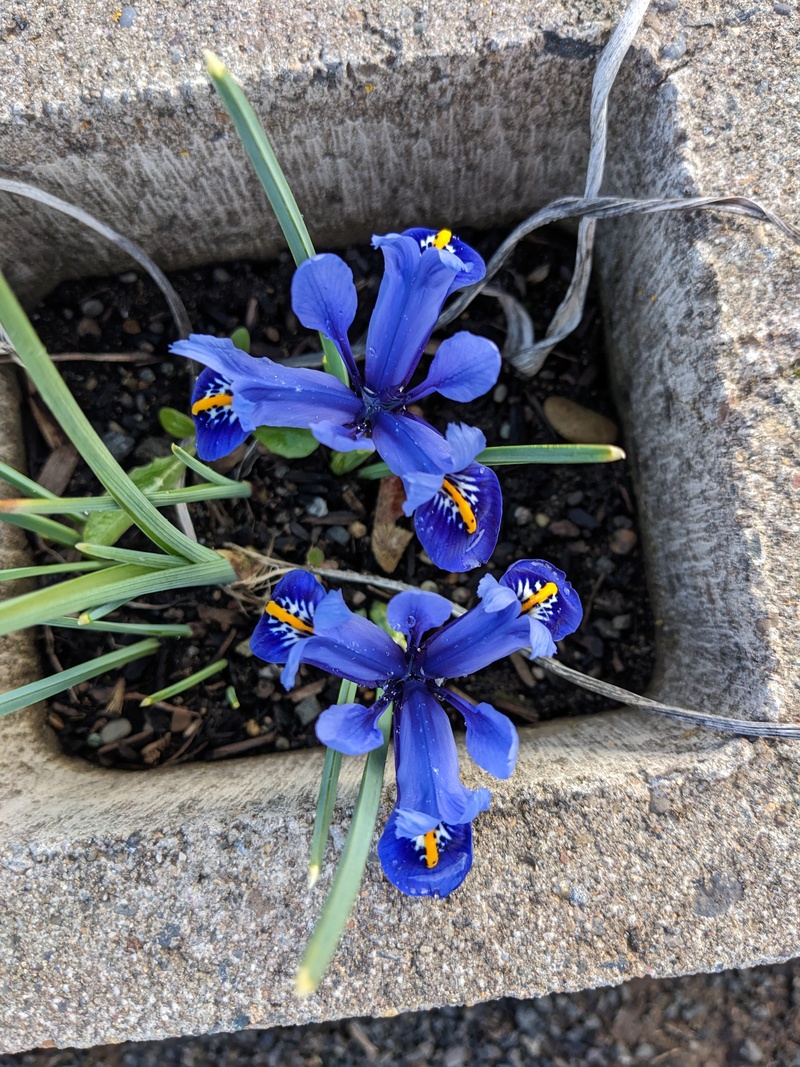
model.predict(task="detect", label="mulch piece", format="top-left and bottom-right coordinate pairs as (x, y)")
top-left (23, 226), bottom-right (655, 770)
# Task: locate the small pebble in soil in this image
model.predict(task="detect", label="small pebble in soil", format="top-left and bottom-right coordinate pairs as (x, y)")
top-left (80, 298), bottom-right (104, 318)
top-left (102, 430), bottom-right (135, 461)
top-left (543, 396), bottom-right (618, 445)
top-left (609, 528), bottom-right (638, 555)
top-left (295, 696), bottom-right (322, 726)
top-left (514, 505), bottom-right (534, 526)
top-left (99, 718), bottom-right (133, 744)
top-left (306, 496), bottom-right (329, 518)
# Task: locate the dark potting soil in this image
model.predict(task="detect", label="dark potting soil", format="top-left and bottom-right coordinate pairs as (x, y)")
top-left (23, 227), bottom-right (655, 770)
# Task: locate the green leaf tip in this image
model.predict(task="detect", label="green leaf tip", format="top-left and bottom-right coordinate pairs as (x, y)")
top-left (295, 967), bottom-right (316, 998)
top-left (204, 50), bottom-right (227, 79)
top-left (307, 864), bottom-right (320, 890)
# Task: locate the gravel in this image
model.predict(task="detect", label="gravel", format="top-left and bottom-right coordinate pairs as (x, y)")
top-left (3, 960), bottom-right (800, 1066)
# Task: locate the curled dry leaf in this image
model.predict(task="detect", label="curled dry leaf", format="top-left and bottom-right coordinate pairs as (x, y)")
top-left (371, 475), bottom-right (414, 574)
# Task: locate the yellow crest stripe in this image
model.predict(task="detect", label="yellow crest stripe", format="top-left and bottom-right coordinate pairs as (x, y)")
top-left (433, 228), bottom-right (453, 250)
top-left (192, 393), bottom-right (233, 416)
top-left (521, 581), bottom-right (558, 614)
top-left (441, 478), bottom-right (478, 534)
top-left (423, 829), bottom-right (439, 868)
top-left (265, 600), bottom-right (314, 634)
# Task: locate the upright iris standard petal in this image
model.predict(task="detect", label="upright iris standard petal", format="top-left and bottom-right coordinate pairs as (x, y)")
top-left (413, 461), bottom-right (502, 572)
top-left (442, 688), bottom-right (519, 779)
top-left (291, 254), bottom-right (361, 386)
top-left (190, 368), bottom-right (249, 460)
top-left (250, 571), bottom-right (327, 688)
top-left (393, 681), bottom-right (491, 836)
top-left (405, 332), bottom-right (501, 405)
top-left (386, 588), bottom-right (452, 647)
top-left (377, 809), bottom-right (473, 898)
top-left (365, 234), bottom-right (464, 393)
top-left (402, 227), bottom-right (487, 297)
top-left (499, 559), bottom-right (583, 642)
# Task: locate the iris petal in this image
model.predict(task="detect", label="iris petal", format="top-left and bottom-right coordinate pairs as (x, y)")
top-left (371, 411), bottom-right (453, 478)
top-left (291, 254), bottom-right (361, 385)
top-left (250, 572), bottom-right (327, 687)
top-left (190, 368), bottom-right (249, 461)
top-left (234, 362), bottom-right (363, 431)
top-left (413, 461), bottom-right (502, 572)
top-left (393, 681), bottom-right (490, 836)
top-left (310, 419), bottom-right (374, 454)
top-left (386, 589), bottom-right (452, 647)
top-left (442, 688), bottom-right (519, 779)
top-left (172, 334), bottom-right (260, 380)
top-left (418, 600), bottom-right (529, 680)
top-left (377, 809), bottom-right (473, 897)
top-left (366, 234), bottom-right (463, 392)
top-left (405, 332), bottom-right (501, 405)
top-left (315, 697), bottom-right (389, 755)
top-left (401, 228), bottom-right (487, 296)
top-left (499, 559), bottom-right (583, 641)
top-left (302, 590), bottom-right (406, 686)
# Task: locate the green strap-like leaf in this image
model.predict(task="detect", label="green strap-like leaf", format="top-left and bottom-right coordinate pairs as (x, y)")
top-left (0, 558), bottom-right (233, 637)
top-left (141, 658), bottom-right (228, 706)
top-left (203, 52), bottom-right (348, 386)
top-left (44, 615), bottom-right (193, 638)
top-left (0, 638), bottom-right (160, 719)
top-left (296, 704), bottom-right (392, 995)
top-left (358, 443), bottom-right (627, 480)
top-left (0, 269), bottom-right (219, 563)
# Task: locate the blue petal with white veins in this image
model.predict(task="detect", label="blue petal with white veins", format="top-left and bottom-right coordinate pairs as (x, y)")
top-left (413, 461), bottom-right (502, 572)
top-left (402, 227), bottom-right (487, 297)
top-left (190, 368), bottom-right (249, 461)
top-left (377, 808), bottom-right (473, 898)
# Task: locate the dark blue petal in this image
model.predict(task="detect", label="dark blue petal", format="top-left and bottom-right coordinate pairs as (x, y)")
top-left (291, 254), bottom-right (362, 387)
top-left (377, 809), bottom-right (473, 898)
top-left (371, 411), bottom-right (453, 478)
top-left (499, 560), bottom-right (583, 641)
top-left (315, 697), bottom-right (388, 755)
top-left (190, 368), bottom-right (249, 461)
top-left (442, 688), bottom-right (519, 779)
top-left (401, 227), bottom-right (487, 296)
top-left (418, 599), bottom-right (529, 680)
top-left (405, 333), bottom-right (501, 404)
top-left (250, 571), bottom-right (327, 684)
top-left (366, 233), bottom-right (462, 392)
top-left (393, 681), bottom-right (490, 835)
top-left (300, 590), bottom-right (406, 686)
top-left (386, 589), bottom-right (452, 647)
top-left (413, 461), bottom-right (502, 572)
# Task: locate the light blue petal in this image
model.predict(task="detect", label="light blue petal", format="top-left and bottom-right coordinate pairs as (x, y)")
top-left (234, 362), bottom-right (363, 432)
top-left (445, 422), bottom-right (486, 472)
top-left (310, 419), bottom-right (374, 453)
top-left (366, 233), bottom-right (462, 392)
top-left (171, 334), bottom-right (258, 379)
top-left (405, 333), bottom-right (500, 404)
top-left (291, 254), bottom-right (361, 385)
top-left (315, 699), bottom-right (387, 755)
top-left (476, 573), bottom-right (519, 613)
top-left (442, 688), bottom-right (519, 779)
top-left (393, 682), bottom-right (491, 835)
top-left (377, 810), bottom-right (473, 898)
top-left (371, 411), bottom-right (453, 478)
top-left (418, 600), bottom-right (529, 680)
top-left (399, 470), bottom-right (444, 516)
top-left (386, 588), bottom-right (452, 646)
top-left (413, 461), bottom-right (501, 572)
top-left (301, 590), bottom-right (406, 686)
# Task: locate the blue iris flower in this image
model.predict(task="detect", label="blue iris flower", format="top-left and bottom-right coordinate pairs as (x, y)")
top-left (170, 228), bottom-right (503, 571)
top-left (250, 560), bottom-right (582, 897)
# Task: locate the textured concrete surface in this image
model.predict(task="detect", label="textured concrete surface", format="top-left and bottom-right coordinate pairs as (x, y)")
top-left (1, 0), bottom-right (800, 1054)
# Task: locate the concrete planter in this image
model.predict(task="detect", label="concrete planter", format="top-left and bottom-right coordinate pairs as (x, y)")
top-left (1, 0), bottom-right (798, 1053)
